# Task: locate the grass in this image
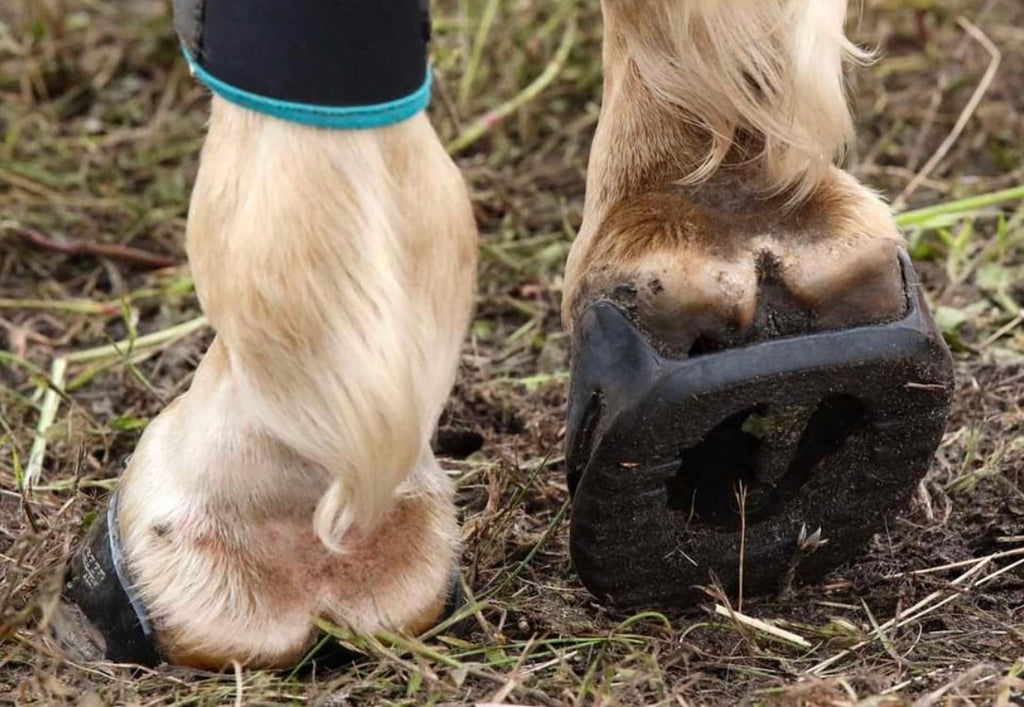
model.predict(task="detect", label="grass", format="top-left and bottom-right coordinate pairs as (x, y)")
top-left (1, 0), bottom-right (1023, 704)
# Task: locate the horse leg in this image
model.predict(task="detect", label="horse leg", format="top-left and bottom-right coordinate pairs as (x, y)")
top-left (59, 3), bottom-right (477, 668)
top-left (563, 0), bottom-right (954, 607)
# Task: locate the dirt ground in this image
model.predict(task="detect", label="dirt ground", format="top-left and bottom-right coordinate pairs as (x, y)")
top-left (1, 0), bottom-right (1023, 704)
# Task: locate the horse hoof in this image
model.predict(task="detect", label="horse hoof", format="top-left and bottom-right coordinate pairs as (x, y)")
top-left (566, 249), bottom-right (955, 608)
top-left (51, 491), bottom-right (468, 668)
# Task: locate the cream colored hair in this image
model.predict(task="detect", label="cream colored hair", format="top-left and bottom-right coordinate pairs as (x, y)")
top-left (188, 101), bottom-right (476, 549)
top-left (617, 0), bottom-right (868, 201)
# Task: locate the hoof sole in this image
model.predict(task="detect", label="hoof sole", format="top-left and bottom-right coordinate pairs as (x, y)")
top-left (566, 250), bottom-right (954, 608)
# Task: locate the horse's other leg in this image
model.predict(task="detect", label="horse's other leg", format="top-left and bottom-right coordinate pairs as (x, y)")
top-left (564, 0), bottom-right (953, 607)
top-left (59, 5), bottom-right (476, 668)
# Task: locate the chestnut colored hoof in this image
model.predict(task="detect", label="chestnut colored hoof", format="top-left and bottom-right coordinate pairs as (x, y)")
top-left (566, 250), bottom-right (954, 608)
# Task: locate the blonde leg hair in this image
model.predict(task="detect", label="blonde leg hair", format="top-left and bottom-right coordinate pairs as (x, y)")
top-left (609, 0), bottom-right (865, 202)
top-left (182, 99), bottom-right (476, 550)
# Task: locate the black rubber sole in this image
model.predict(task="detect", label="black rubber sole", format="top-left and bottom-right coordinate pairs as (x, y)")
top-left (566, 250), bottom-right (955, 608)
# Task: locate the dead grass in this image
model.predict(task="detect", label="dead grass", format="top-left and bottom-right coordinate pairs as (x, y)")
top-left (1, 0), bottom-right (1023, 704)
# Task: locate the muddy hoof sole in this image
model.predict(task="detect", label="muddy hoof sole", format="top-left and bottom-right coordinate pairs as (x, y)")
top-left (566, 250), bottom-right (955, 608)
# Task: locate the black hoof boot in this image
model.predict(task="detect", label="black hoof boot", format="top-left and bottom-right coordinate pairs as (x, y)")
top-left (566, 250), bottom-right (954, 608)
top-left (50, 493), bottom-right (162, 666)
